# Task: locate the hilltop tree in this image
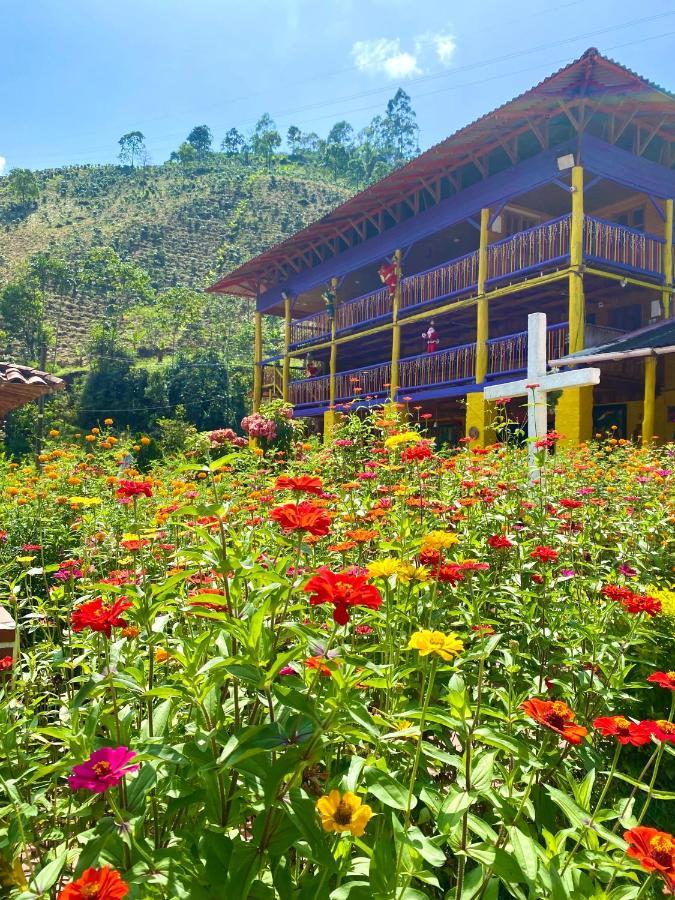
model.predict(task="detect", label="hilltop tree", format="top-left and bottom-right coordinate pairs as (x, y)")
top-left (6, 168), bottom-right (39, 207)
top-left (187, 125), bottom-right (213, 155)
top-left (221, 128), bottom-right (246, 156)
top-left (170, 142), bottom-right (197, 167)
top-left (383, 89), bottom-right (419, 163)
top-left (251, 114), bottom-right (281, 170)
top-left (118, 131), bottom-right (147, 167)
top-left (0, 275), bottom-right (53, 364)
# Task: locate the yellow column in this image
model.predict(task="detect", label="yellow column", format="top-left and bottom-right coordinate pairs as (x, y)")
top-left (555, 386), bottom-right (594, 447)
top-left (465, 392), bottom-right (495, 448)
top-left (568, 165), bottom-right (585, 353)
top-left (476, 207), bottom-right (490, 383)
top-left (324, 277), bottom-right (339, 440)
top-left (282, 294), bottom-right (291, 402)
top-left (642, 355), bottom-right (657, 446)
top-left (663, 199), bottom-right (673, 318)
top-left (253, 310), bottom-right (262, 412)
top-left (389, 250), bottom-right (402, 402)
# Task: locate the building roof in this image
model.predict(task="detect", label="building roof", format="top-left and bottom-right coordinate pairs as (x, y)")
top-left (0, 363), bottom-right (65, 418)
top-left (552, 319), bottom-right (675, 365)
top-left (208, 48), bottom-right (675, 299)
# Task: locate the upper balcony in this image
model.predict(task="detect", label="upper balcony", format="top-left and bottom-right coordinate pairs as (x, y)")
top-left (288, 215), bottom-right (667, 350)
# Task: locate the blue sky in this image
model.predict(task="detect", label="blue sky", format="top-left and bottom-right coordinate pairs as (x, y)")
top-left (1, 0), bottom-right (675, 174)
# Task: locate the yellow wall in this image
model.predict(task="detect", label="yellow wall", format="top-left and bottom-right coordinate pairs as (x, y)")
top-left (465, 392), bottom-right (495, 447)
top-left (555, 387), bottom-right (594, 447)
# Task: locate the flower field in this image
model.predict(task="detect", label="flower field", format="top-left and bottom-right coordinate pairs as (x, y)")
top-left (0, 409), bottom-right (674, 899)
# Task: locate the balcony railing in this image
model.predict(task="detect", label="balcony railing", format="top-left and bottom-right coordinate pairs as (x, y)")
top-left (288, 323), bottom-right (568, 410)
top-left (286, 214), bottom-right (665, 353)
top-left (584, 216), bottom-right (663, 278)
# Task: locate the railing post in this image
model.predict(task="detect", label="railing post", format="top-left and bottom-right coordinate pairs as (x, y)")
top-left (663, 198), bottom-right (673, 318)
top-left (568, 166), bottom-right (585, 353)
top-left (282, 294), bottom-right (291, 402)
top-left (476, 207), bottom-right (490, 383)
top-left (642, 354), bottom-right (657, 446)
top-left (253, 310), bottom-right (262, 412)
top-left (389, 249), bottom-right (402, 401)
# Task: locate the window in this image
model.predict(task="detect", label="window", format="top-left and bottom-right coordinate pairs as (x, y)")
top-left (608, 304), bottom-right (642, 332)
top-left (616, 207), bottom-right (645, 232)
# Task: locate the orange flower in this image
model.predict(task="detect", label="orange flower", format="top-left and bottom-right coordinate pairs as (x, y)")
top-left (270, 501), bottom-right (332, 537)
top-left (58, 866), bottom-right (129, 899)
top-left (521, 698), bottom-right (588, 745)
top-left (275, 475), bottom-right (324, 495)
top-left (624, 827), bottom-right (675, 893)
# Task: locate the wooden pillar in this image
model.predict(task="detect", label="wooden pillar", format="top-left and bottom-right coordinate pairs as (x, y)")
top-left (389, 249), bottom-right (402, 401)
top-left (325, 277), bottom-right (339, 438)
top-left (568, 166), bottom-right (585, 353)
top-left (253, 310), bottom-right (262, 412)
top-left (475, 207), bottom-right (490, 383)
top-left (642, 355), bottom-right (657, 446)
top-left (282, 294), bottom-right (291, 402)
top-left (663, 199), bottom-right (673, 318)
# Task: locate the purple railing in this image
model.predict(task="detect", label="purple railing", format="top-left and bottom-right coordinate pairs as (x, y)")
top-left (584, 217), bottom-right (663, 278)
top-left (487, 323), bottom-right (569, 376)
top-left (289, 310), bottom-right (332, 346)
top-left (400, 251), bottom-right (479, 311)
top-left (487, 215), bottom-right (570, 283)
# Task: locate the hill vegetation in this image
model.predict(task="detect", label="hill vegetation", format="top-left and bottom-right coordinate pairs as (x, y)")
top-left (0, 90), bottom-right (420, 451)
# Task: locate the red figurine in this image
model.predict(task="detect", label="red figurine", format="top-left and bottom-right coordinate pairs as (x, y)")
top-left (378, 261), bottom-right (398, 298)
top-left (306, 356), bottom-right (322, 378)
top-left (422, 320), bottom-right (439, 353)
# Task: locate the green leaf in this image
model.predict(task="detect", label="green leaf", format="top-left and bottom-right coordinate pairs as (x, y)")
top-left (470, 751), bottom-right (496, 794)
top-left (365, 767), bottom-right (412, 811)
top-left (508, 827), bottom-right (539, 882)
top-left (126, 763), bottom-right (156, 812)
top-left (29, 849), bottom-right (67, 893)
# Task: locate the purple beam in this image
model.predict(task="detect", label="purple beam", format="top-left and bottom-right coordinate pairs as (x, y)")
top-left (580, 134), bottom-right (675, 200)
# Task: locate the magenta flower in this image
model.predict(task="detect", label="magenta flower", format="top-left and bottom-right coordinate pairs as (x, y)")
top-left (68, 747), bottom-right (139, 793)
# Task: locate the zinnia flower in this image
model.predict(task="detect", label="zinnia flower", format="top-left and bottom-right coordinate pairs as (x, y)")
top-left (593, 715), bottom-right (653, 746)
top-left (68, 747), bottom-right (139, 793)
top-left (71, 597), bottom-right (133, 638)
top-left (116, 480), bottom-right (152, 499)
top-left (58, 866), bottom-right (129, 900)
top-left (401, 443), bottom-right (433, 463)
top-left (304, 568), bottom-right (383, 625)
top-left (644, 720), bottom-right (675, 744)
top-left (316, 790), bottom-right (372, 837)
top-left (530, 546), bottom-right (558, 563)
top-left (647, 671), bottom-right (675, 691)
top-left (488, 535), bottom-right (513, 550)
top-left (0, 656), bottom-right (13, 671)
top-left (624, 827), bottom-right (675, 893)
top-left (270, 501), bottom-right (332, 537)
top-left (275, 475), bottom-right (324, 495)
top-left (408, 630), bottom-right (463, 661)
top-left (521, 698), bottom-right (588, 745)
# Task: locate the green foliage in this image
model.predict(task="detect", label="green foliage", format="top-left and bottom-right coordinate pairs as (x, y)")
top-left (5, 168), bottom-right (39, 206)
top-left (118, 131), bottom-right (147, 167)
top-left (187, 125), bottom-right (213, 155)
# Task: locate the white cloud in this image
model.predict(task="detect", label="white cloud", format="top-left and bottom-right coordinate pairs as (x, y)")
top-left (352, 31), bottom-right (456, 80)
top-left (352, 38), bottom-right (422, 79)
top-left (0, 156), bottom-right (6, 176)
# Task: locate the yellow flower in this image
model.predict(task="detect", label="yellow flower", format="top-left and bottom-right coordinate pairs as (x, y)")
top-left (408, 630), bottom-right (464, 661)
top-left (16, 556), bottom-right (35, 564)
top-left (384, 431), bottom-right (420, 449)
top-left (140, 436), bottom-right (151, 446)
top-left (648, 587), bottom-right (675, 617)
top-left (421, 531), bottom-right (459, 552)
top-left (104, 418), bottom-right (114, 426)
top-left (316, 790), bottom-right (373, 837)
top-left (368, 559), bottom-right (404, 579)
top-left (68, 496), bottom-right (102, 507)
top-left (48, 429), bottom-right (59, 438)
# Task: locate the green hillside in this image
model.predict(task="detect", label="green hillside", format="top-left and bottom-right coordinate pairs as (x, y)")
top-left (0, 158), bottom-right (350, 363)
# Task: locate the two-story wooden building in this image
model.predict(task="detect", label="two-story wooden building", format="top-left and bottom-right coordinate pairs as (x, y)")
top-left (208, 49), bottom-right (675, 446)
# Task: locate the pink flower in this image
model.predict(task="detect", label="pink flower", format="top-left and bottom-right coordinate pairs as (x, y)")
top-left (68, 747), bottom-right (139, 793)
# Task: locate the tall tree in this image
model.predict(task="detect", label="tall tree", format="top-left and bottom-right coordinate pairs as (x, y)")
top-left (6, 168), bottom-right (39, 206)
top-left (187, 125), bottom-right (213, 155)
top-left (383, 89), bottom-right (419, 163)
top-left (118, 131), bottom-right (146, 167)
top-left (251, 114), bottom-right (281, 170)
top-left (221, 128), bottom-right (246, 156)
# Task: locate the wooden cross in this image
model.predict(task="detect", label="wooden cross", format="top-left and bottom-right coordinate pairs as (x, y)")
top-left (484, 313), bottom-right (601, 480)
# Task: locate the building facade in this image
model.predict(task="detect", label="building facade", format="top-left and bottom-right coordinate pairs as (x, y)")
top-left (208, 49), bottom-right (675, 446)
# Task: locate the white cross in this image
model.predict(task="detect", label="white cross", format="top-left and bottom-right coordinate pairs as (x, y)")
top-left (484, 313), bottom-right (601, 480)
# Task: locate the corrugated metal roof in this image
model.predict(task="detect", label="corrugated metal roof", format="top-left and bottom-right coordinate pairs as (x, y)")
top-left (565, 319), bottom-right (675, 356)
top-left (209, 48), bottom-right (675, 298)
top-left (0, 363), bottom-right (64, 418)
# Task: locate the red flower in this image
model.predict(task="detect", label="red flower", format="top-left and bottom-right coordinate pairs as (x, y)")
top-left (401, 443), bottom-right (433, 463)
top-left (488, 535), bottom-right (513, 550)
top-left (68, 746), bottom-right (139, 793)
top-left (521, 698), bottom-right (588, 745)
top-left (643, 720), bottom-right (675, 744)
top-left (275, 475), bottom-right (324, 495)
top-left (624, 827), bottom-right (675, 893)
top-left (71, 597), bottom-right (133, 638)
top-left (593, 715), bottom-right (653, 746)
top-left (0, 656), bottom-right (12, 671)
top-left (471, 624), bottom-right (495, 636)
top-left (648, 671), bottom-right (675, 691)
top-left (58, 866), bottom-right (129, 899)
top-left (305, 655), bottom-right (333, 676)
top-left (270, 501), bottom-right (332, 537)
top-left (622, 593), bottom-right (661, 617)
top-left (436, 564), bottom-right (465, 584)
top-left (530, 546), bottom-right (558, 564)
top-left (601, 584), bottom-right (634, 603)
top-left (116, 480), bottom-right (152, 499)
top-left (559, 498), bottom-right (583, 509)
top-left (304, 568), bottom-right (383, 625)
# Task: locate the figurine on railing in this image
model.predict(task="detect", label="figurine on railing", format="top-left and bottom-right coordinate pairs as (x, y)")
top-left (322, 288), bottom-right (336, 319)
top-left (378, 261), bottom-right (398, 299)
top-left (422, 320), bottom-right (440, 354)
top-left (306, 354), bottom-right (323, 378)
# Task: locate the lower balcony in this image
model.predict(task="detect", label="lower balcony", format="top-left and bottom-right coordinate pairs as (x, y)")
top-left (287, 323), bottom-right (570, 413)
